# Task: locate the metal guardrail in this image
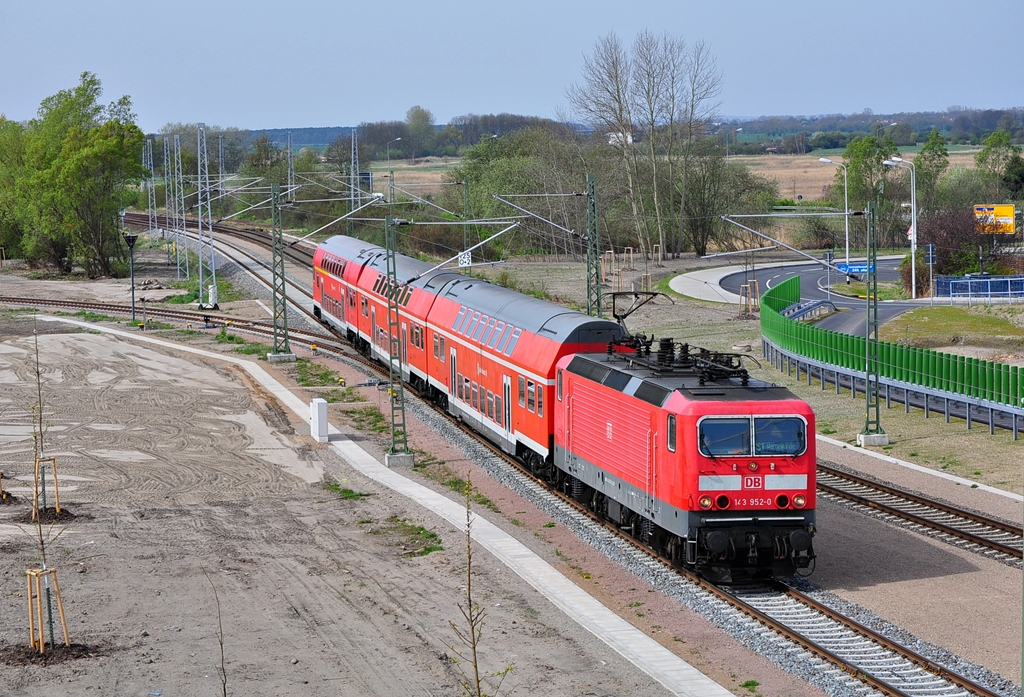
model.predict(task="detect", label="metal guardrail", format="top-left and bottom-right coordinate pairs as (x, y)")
top-left (782, 300), bottom-right (837, 321)
top-left (760, 276), bottom-right (1023, 439)
top-left (762, 337), bottom-right (1022, 439)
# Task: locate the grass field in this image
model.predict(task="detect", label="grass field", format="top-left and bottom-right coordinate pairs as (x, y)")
top-left (878, 305), bottom-right (1024, 352)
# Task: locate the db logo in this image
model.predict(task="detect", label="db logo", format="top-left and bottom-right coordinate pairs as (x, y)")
top-left (743, 476), bottom-right (763, 489)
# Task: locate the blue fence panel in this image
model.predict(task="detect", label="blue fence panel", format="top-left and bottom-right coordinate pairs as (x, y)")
top-left (935, 275), bottom-right (1024, 298)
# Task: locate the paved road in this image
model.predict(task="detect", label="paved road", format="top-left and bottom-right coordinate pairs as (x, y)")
top-left (720, 259), bottom-right (929, 337)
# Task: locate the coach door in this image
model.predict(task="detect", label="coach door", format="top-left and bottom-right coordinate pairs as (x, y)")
top-left (502, 375), bottom-right (513, 441)
top-left (450, 346), bottom-right (458, 410)
top-left (646, 430), bottom-right (658, 516)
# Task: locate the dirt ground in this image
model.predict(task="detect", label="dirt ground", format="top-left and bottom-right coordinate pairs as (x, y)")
top-left (0, 319), bottom-right (825, 697)
top-left (1, 235), bottom-right (1019, 696)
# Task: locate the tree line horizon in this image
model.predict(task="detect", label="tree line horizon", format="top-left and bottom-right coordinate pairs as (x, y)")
top-left (1, 31), bottom-right (1021, 283)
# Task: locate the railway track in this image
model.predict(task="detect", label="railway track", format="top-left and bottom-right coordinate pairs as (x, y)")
top-left (8, 224), bottom-right (1015, 697)
top-left (816, 463), bottom-right (1022, 565)
top-left (0, 297), bottom-right (347, 356)
top-left (431, 404), bottom-right (1007, 697)
top-left (122, 211), bottom-right (315, 268)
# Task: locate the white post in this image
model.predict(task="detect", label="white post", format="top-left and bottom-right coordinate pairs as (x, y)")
top-left (310, 398), bottom-right (328, 443)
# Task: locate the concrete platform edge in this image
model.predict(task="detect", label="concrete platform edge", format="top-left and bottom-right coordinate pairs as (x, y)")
top-left (38, 316), bottom-right (733, 697)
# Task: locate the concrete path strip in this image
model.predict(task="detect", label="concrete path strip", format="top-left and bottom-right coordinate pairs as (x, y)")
top-left (39, 316), bottom-right (734, 697)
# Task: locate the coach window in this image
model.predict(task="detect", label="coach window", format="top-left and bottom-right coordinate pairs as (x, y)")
top-left (433, 334), bottom-right (439, 358)
top-left (458, 309), bottom-right (474, 334)
top-left (487, 322), bottom-right (505, 348)
top-left (496, 325), bottom-right (513, 353)
top-left (527, 380), bottom-right (536, 413)
top-left (438, 336), bottom-right (445, 362)
top-left (481, 318), bottom-right (497, 345)
top-left (537, 385), bottom-right (543, 417)
top-left (556, 370), bottom-right (563, 401)
top-left (503, 328), bottom-right (522, 356)
top-left (463, 377), bottom-right (471, 402)
top-left (518, 376), bottom-right (526, 407)
top-left (667, 415), bottom-right (677, 452)
top-left (465, 312), bottom-right (481, 336)
top-left (360, 296), bottom-right (369, 317)
top-left (471, 382), bottom-right (479, 411)
top-left (348, 290), bottom-right (356, 308)
top-left (472, 315), bottom-right (489, 342)
top-left (486, 391), bottom-right (494, 420)
top-left (456, 373), bottom-right (464, 400)
top-left (451, 307), bottom-right (466, 331)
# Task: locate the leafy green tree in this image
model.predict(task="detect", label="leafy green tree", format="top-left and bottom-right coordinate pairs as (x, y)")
top-left (936, 166), bottom-right (987, 210)
top-left (915, 129), bottom-right (948, 212)
top-left (405, 106), bottom-right (437, 158)
top-left (13, 73), bottom-right (146, 274)
top-left (50, 118), bottom-right (147, 276)
top-left (1003, 153), bottom-right (1024, 199)
top-left (836, 134), bottom-right (906, 248)
top-left (974, 129), bottom-right (1021, 198)
top-left (840, 135), bottom-right (899, 208)
top-left (0, 117), bottom-right (27, 257)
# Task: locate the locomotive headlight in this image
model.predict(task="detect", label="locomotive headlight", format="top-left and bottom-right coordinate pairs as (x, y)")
top-left (794, 494), bottom-right (806, 508)
top-left (698, 495), bottom-right (713, 509)
top-left (748, 462), bottom-right (758, 471)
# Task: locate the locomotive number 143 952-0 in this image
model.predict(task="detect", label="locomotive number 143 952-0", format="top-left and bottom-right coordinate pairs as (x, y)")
top-left (733, 497), bottom-right (775, 507)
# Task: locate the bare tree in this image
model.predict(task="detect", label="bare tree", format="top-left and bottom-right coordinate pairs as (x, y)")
top-left (674, 41), bottom-right (722, 255)
top-left (449, 475), bottom-right (514, 697)
top-left (567, 33), bottom-right (651, 257)
top-left (568, 32), bottom-right (721, 258)
top-left (632, 31), bottom-right (684, 259)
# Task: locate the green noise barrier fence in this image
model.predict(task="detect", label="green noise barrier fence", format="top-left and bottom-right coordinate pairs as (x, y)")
top-left (761, 276), bottom-right (1024, 411)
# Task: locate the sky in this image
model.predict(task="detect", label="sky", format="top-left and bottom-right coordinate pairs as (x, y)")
top-left (2, 0), bottom-right (1022, 134)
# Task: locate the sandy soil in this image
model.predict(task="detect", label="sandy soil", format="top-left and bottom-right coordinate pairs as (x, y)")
top-left (0, 323), bottom-right (821, 697)
top-left (1, 235), bottom-right (1019, 695)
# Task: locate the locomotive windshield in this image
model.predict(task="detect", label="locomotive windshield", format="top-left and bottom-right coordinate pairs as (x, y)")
top-left (754, 417), bottom-right (805, 455)
top-left (698, 417), bottom-right (806, 457)
top-left (698, 418), bottom-right (750, 456)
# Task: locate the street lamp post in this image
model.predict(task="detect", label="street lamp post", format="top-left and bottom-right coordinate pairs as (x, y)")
top-left (884, 157), bottom-right (917, 299)
top-left (386, 137), bottom-right (402, 203)
top-left (819, 158), bottom-right (850, 270)
top-left (726, 127), bottom-right (743, 158)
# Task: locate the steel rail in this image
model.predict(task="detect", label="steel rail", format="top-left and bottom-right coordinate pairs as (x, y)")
top-left (817, 463), bottom-right (1022, 559)
top-left (12, 220), bottom-right (1007, 697)
top-left (433, 408), bottom-right (1000, 697)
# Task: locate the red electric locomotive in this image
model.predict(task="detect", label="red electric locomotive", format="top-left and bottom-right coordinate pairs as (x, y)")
top-left (313, 236), bottom-right (816, 582)
top-left (553, 336), bottom-right (816, 582)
